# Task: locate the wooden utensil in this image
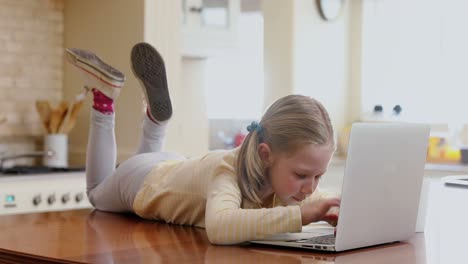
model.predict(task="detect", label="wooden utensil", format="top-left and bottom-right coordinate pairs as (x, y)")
top-left (62, 99), bottom-right (84, 134)
top-left (35, 101), bottom-right (52, 134)
top-left (57, 102), bottom-right (73, 134)
top-left (48, 101), bottom-right (68, 134)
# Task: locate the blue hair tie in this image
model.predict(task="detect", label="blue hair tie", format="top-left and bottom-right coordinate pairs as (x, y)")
top-left (247, 121), bottom-right (262, 133)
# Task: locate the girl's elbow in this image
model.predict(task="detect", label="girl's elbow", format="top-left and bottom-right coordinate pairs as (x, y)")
top-left (207, 236), bottom-right (233, 245)
top-left (206, 225), bottom-right (227, 245)
top-left (208, 237), bottom-right (240, 245)
top-left (205, 225), bottom-right (239, 245)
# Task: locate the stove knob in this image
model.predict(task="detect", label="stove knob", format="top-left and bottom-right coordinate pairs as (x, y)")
top-left (47, 194), bottom-right (56, 205)
top-left (61, 193), bottom-right (70, 204)
top-left (32, 195), bottom-right (42, 206)
top-left (75, 192), bottom-right (84, 203)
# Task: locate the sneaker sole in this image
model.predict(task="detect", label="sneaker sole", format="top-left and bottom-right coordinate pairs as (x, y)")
top-left (131, 43), bottom-right (172, 121)
top-left (66, 48), bottom-right (125, 92)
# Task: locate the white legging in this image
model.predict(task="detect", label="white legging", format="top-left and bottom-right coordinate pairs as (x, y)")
top-left (86, 109), bottom-right (185, 212)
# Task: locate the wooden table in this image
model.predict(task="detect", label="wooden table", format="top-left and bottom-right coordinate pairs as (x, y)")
top-left (1, 181), bottom-right (467, 263)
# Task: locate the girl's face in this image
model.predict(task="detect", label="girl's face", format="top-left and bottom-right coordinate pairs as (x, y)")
top-left (259, 143), bottom-right (334, 205)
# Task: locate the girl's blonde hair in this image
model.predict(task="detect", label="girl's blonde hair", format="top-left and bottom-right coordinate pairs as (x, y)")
top-left (236, 94), bottom-right (335, 205)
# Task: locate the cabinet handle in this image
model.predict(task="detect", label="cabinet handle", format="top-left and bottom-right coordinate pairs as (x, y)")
top-left (189, 6), bottom-right (203, 13)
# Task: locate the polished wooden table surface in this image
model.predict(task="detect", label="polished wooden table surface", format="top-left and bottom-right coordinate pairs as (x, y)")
top-left (0, 181), bottom-right (467, 263)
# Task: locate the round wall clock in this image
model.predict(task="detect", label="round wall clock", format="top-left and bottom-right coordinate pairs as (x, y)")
top-left (317, 0), bottom-right (344, 21)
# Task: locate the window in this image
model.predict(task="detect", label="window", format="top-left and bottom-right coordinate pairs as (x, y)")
top-left (361, 0), bottom-right (468, 125)
top-left (204, 12), bottom-right (264, 119)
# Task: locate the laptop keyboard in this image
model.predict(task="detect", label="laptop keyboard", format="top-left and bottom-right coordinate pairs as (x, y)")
top-left (295, 234), bottom-right (335, 245)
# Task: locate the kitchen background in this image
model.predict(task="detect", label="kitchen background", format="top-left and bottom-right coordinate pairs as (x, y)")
top-left (0, 0), bottom-right (63, 166)
top-left (0, 0), bottom-right (350, 167)
top-left (1, 0), bottom-right (468, 186)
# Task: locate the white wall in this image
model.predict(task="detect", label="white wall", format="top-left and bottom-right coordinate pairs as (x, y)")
top-left (179, 58), bottom-right (209, 156)
top-left (347, 1), bottom-right (363, 124)
top-left (262, 0), bottom-right (295, 107)
top-left (64, 0), bottom-right (146, 165)
top-left (64, 0), bottom-right (207, 165)
top-left (293, 0), bottom-right (350, 132)
top-left (263, 0), bottom-right (356, 132)
top-left (144, 0), bottom-right (208, 157)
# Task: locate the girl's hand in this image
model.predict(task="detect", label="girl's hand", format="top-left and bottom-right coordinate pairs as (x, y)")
top-left (300, 198), bottom-right (340, 226)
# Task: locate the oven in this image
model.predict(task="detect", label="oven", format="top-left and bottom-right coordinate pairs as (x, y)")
top-left (0, 166), bottom-right (92, 215)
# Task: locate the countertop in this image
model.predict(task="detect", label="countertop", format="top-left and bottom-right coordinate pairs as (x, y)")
top-left (1, 179), bottom-right (467, 263)
top-left (0, 209), bottom-right (426, 264)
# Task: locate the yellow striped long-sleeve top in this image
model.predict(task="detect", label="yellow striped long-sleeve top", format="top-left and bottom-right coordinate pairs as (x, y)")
top-left (133, 148), bottom-right (329, 245)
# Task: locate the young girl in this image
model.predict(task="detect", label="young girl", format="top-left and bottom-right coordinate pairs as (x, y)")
top-left (66, 42), bottom-right (340, 245)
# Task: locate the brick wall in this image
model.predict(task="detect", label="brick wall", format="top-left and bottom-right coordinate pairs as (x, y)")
top-left (0, 0), bottom-right (64, 164)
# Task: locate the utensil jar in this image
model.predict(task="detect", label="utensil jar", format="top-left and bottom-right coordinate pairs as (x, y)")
top-left (43, 134), bottom-right (68, 168)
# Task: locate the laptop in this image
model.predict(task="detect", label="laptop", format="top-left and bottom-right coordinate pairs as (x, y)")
top-left (251, 122), bottom-right (430, 252)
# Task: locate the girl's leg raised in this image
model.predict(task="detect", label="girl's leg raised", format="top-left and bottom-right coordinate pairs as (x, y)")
top-left (66, 48), bottom-right (129, 211)
top-left (131, 42), bottom-right (173, 154)
top-left (66, 46), bottom-right (183, 213)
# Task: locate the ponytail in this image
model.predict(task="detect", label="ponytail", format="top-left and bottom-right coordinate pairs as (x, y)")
top-left (236, 127), bottom-right (266, 205)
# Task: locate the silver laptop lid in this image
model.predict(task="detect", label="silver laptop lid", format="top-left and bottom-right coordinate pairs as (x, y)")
top-left (335, 123), bottom-right (430, 251)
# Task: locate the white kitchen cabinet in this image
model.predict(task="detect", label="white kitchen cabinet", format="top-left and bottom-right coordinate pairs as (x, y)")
top-left (182, 0), bottom-right (240, 57)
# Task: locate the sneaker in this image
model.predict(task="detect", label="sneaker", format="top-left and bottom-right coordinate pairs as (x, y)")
top-left (65, 48), bottom-right (125, 99)
top-left (131, 42), bottom-right (172, 122)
